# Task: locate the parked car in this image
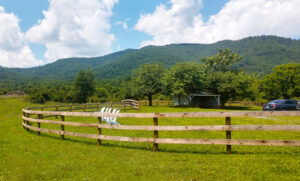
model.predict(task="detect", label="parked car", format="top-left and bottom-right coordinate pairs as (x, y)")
top-left (263, 99), bottom-right (298, 111)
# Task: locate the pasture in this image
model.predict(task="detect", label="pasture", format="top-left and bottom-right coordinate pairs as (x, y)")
top-left (1, 96), bottom-right (300, 180)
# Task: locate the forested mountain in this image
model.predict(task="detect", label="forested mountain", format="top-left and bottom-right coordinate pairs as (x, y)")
top-left (1, 35), bottom-right (300, 81)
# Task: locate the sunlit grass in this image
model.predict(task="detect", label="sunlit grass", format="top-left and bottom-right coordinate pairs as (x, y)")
top-left (1, 96), bottom-right (299, 180)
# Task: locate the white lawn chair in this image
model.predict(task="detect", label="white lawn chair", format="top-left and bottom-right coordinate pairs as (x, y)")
top-left (100, 107), bottom-right (106, 112)
top-left (97, 107), bottom-right (120, 125)
top-left (109, 109), bottom-right (120, 125)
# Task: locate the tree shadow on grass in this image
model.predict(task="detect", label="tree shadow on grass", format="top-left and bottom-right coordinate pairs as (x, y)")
top-left (24, 128), bottom-right (297, 156)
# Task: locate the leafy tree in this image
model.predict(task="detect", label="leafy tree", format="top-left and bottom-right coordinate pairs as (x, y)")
top-left (164, 62), bottom-right (205, 105)
top-left (131, 63), bottom-right (166, 106)
top-left (93, 87), bottom-right (109, 102)
top-left (202, 49), bottom-right (253, 107)
top-left (73, 69), bottom-right (95, 103)
top-left (28, 87), bottom-right (51, 104)
top-left (201, 49), bottom-right (242, 73)
top-left (261, 63), bottom-right (300, 100)
top-left (205, 72), bottom-right (254, 106)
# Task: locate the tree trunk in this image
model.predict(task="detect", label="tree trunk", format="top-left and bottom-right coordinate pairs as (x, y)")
top-left (221, 97), bottom-right (226, 108)
top-left (148, 95), bottom-right (153, 106)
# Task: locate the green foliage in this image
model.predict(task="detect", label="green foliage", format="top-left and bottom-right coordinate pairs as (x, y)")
top-left (73, 69), bottom-right (95, 103)
top-left (202, 49), bottom-right (254, 106)
top-left (28, 87), bottom-right (51, 104)
top-left (130, 63), bottom-right (166, 106)
top-left (152, 93), bottom-right (169, 100)
top-left (261, 63), bottom-right (300, 100)
top-left (92, 87), bottom-right (109, 103)
top-left (164, 62), bottom-right (205, 101)
top-left (201, 49), bottom-right (242, 73)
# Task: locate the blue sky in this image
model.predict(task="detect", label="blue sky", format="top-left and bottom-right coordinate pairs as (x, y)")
top-left (0, 0), bottom-right (299, 67)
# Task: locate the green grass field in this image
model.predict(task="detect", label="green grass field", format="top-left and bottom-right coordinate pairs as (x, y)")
top-left (1, 96), bottom-right (300, 180)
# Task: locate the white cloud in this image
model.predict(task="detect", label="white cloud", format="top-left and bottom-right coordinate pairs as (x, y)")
top-left (116, 18), bottom-right (129, 30)
top-left (26, 0), bottom-right (118, 63)
top-left (134, 0), bottom-right (300, 47)
top-left (0, 7), bottom-right (42, 68)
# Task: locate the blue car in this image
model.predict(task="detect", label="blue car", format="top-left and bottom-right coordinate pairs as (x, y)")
top-left (263, 99), bottom-right (298, 111)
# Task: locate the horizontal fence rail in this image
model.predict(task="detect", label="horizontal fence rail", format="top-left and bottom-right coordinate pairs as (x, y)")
top-left (139, 100), bottom-right (174, 106)
top-left (22, 105), bottom-right (300, 154)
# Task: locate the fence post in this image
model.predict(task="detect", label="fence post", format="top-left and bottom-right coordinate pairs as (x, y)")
top-left (97, 117), bottom-right (102, 146)
top-left (69, 105), bottom-right (72, 112)
top-left (36, 107), bottom-right (43, 136)
top-left (226, 117), bottom-right (231, 154)
top-left (83, 104), bottom-right (86, 112)
top-left (22, 112), bottom-right (26, 129)
top-left (26, 113), bottom-right (30, 131)
top-left (97, 103), bottom-right (100, 111)
top-left (153, 117), bottom-right (158, 152)
top-left (61, 115), bottom-right (65, 140)
top-left (37, 114), bottom-right (41, 136)
top-left (55, 105), bottom-right (58, 119)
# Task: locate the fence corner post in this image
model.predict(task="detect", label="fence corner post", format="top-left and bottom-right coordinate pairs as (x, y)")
top-left (153, 117), bottom-right (158, 152)
top-left (226, 116), bottom-right (231, 154)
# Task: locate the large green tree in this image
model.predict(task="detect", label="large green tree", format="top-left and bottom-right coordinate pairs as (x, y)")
top-left (205, 71), bottom-right (254, 106)
top-left (202, 49), bottom-right (253, 107)
top-left (201, 49), bottom-right (242, 73)
top-left (131, 63), bottom-right (166, 106)
top-left (261, 63), bottom-right (300, 100)
top-left (73, 69), bottom-right (95, 103)
top-left (164, 62), bottom-right (205, 105)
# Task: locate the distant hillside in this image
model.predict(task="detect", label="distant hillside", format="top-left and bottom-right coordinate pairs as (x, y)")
top-left (1, 35), bottom-right (300, 81)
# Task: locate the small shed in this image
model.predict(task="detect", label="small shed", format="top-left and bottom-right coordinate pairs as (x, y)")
top-left (174, 92), bottom-right (220, 107)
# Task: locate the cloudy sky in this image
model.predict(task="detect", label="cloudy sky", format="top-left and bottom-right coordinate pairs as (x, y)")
top-left (0, 0), bottom-right (299, 68)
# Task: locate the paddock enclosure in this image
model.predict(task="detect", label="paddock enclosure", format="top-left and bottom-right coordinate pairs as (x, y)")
top-left (22, 103), bottom-right (300, 154)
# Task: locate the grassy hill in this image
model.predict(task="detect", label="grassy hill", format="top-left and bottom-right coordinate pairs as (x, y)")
top-left (1, 35), bottom-right (300, 81)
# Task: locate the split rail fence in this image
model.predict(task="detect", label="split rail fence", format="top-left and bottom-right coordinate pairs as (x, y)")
top-left (22, 105), bottom-right (300, 154)
top-left (139, 100), bottom-right (174, 106)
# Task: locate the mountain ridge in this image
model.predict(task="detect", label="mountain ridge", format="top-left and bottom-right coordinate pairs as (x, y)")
top-left (1, 35), bottom-right (300, 81)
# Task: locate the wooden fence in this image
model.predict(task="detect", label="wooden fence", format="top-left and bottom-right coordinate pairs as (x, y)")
top-left (139, 100), bottom-right (174, 106)
top-left (22, 106), bottom-right (300, 154)
top-left (26, 101), bottom-right (139, 117)
top-left (227, 101), bottom-right (264, 107)
top-left (122, 99), bottom-right (140, 111)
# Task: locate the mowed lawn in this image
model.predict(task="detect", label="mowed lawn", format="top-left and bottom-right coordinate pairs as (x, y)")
top-left (1, 96), bottom-right (300, 181)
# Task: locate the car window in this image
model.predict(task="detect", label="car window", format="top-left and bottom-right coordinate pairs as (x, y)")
top-left (271, 100), bottom-right (284, 104)
top-left (285, 101), bottom-right (293, 104)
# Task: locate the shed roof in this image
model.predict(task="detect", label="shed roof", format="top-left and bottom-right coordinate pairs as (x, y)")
top-left (189, 92), bottom-right (220, 97)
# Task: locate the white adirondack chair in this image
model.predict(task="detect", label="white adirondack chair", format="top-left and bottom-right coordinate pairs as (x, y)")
top-left (109, 109), bottom-right (120, 125)
top-left (103, 107), bottom-right (111, 123)
top-left (97, 107), bottom-right (120, 125)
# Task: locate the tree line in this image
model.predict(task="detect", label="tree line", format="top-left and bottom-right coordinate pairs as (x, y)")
top-left (2, 49), bottom-right (299, 106)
